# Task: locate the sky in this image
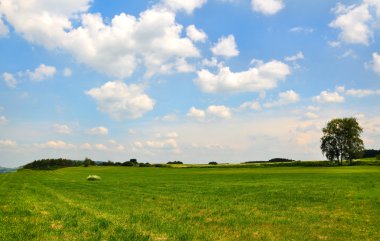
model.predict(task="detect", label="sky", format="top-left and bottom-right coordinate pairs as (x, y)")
top-left (0, 0), bottom-right (380, 167)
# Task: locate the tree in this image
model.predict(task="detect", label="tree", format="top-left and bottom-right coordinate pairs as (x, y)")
top-left (83, 157), bottom-right (95, 167)
top-left (320, 118), bottom-right (364, 165)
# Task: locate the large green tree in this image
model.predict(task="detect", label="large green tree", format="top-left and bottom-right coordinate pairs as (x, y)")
top-left (320, 117), bottom-right (364, 165)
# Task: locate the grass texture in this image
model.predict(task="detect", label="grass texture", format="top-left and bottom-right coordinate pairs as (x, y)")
top-left (1, 166), bottom-right (379, 240)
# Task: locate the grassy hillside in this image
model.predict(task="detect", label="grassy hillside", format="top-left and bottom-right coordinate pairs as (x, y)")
top-left (1, 166), bottom-right (379, 240)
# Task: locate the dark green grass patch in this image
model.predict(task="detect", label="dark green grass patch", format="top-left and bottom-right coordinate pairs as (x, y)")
top-left (1, 166), bottom-right (379, 240)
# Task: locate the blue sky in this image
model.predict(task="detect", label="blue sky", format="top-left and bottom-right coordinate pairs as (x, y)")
top-left (1, 0), bottom-right (380, 167)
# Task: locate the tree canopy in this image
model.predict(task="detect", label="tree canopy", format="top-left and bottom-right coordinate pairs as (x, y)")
top-left (320, 117), bottom-right (364, 165)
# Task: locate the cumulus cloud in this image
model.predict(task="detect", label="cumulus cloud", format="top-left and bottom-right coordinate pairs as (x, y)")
top-left (80, 143), bottom-right (92, 150)
top-left (36, 140), bottom-right (76, 149)
top-left (206, 105), bottom-right (231, 119)
top-left (27, 64), bottom-right (56, 81)
top-left (134, 132), bottom-right (179, 151)
top-left (366, 52), bottom-right (380, 75)
top-left (86, 81), bottom-right (155, 120)
top-left (186, 25), bottom-right (207, 42)
top-left (187, 107), bottom-right (206, 120)
top-left (305, 112), bottom-right (319, 119)
top-left (0, 18), bottom-right (9, 38)
top-left (162, 0), bottom-right (207, 14)
top-left (52, 124), bottom-right (72, 134)
top-left (86, 126), bottom-right (109, 136)
top-left (289, 27), bottom-right (314, 34)
top-left (194, 59), bottom-right (291, 93)
top-left (211, 35), bottom-right (239, 58)
top-left (0, 139), bottom-right (17, 147)
top-left (95, 143), bottom-right (108, 151)
top-left (0, 1), bottom-right (200, 79)
top-left (329, 1), bottom-right (380, 45)
top-left (345, 88), bottom-right (380, 97)
top-left (264, 90), bottom-right (300, 108)
top-left (239, 100), bottom-right (261, 111)
top-left (312, 91), bottom-right (345, 103)
top-left (187, 105), bottom-right (231, 120)
top-left (2, 72), bottom-right (17, 88)
top-left (251, 0), bottom-right (284, 15)
top-left (284, 52), bottom-right (304, 62)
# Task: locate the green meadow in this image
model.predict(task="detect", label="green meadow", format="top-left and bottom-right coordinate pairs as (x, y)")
top-left (1, 166), bottom-right (380, 240)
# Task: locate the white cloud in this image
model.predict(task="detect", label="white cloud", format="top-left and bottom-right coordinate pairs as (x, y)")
top-left (211, 35), bottom-right (239, 58)
top-left (312, 91), bottom-right (345, 103)
top-left (95, 143), bottom-right (108, 151)
top-left (187, 107), bottom-right (206, 120)
top-left (187, 105), bottom-right (231, 120)
top-left (87, 126), bottom-right (109, 136)
top-left (305, 112), bottom-right (319, 119)
top-left (194, 60), bottom-right (291, 93)
top-left (52, 124), bottom-right (72, 134)
top-left (289, 27), bottom-right (314, 34)
top-left (2, 72), bottom-right (17, 88)
top-left (86, 81), bottom-right (155, 120)
top-left (80, 143), bottom-right (92, 150)
top-left (162, 0), bottom-right (207, 14)
top-left (207, 105), bottom-right (231, 119)
top-left (28, 64), bottom-right (56, 81)
top-left (264, 90), bottom-right (300, 108)
top-left (0, 116), bottom-right (7, 124)
top-left (345, 88), bottom-right (380, 97)
top-left (339, 49), bottom-right (357, 59)
top-left (0, 18), bottom-right (9, 38)
top-left (0, 139), bottom-right (16, 147)
top-left (186, 25), bottom-right (207, 42)
top-left (63, 68), bottom-right (72, 77)
top-left (366, 52), bottom-right (380, 75)
top-left (0, 1), bottom-right (200, 79)
top-left (175, 58), bottom-right (195, 73)
top-left (108, 140), bottom-right (125, 151)
top-left (329, 2), bottom-right (377, 45)
top-left (161, 114), bottom-right (178, 122)
top-left (328, 41), bottom-right (341, 48)
top-left (251, 0), bottom-right (284, 15)
top-left (37, 140), bottom-right (76, 149)
top-left (239, 100), bottom-right (261, 111)
top-left (284, 52), bottom-right (304, 62)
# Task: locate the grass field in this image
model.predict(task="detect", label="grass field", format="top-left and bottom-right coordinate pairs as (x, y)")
top-left (1, 166), bottom-right (380, 240)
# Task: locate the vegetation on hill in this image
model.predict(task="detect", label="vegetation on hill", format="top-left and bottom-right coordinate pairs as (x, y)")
top-left (23, 158), bottom-right (83, 170)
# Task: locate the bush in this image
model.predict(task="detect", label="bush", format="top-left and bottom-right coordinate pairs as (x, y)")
top-left (209, 161), bottom-right (218, 165)
top-left (268, 158), bottom-right (295, 163)
top-left (87, 175), bottom-right (101, 181)
top-left (167, 161), bottom-right (183, 164)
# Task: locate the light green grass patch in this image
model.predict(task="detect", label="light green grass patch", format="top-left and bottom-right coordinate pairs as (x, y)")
top-left (0, 166), bottom-right (379, 240)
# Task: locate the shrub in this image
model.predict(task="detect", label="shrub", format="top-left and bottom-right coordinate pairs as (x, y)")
top-left (209, 161), bottom-right (218, 165)
top-left (268, 158), bottom-right (295, 163)
top-left (167, 161), bottom-right (183, 164)
top-left (87, 175), bottom-right (101, 181)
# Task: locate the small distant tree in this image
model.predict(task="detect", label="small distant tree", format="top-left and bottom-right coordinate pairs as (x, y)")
top-left (209, 161), bottom-right (218, 165)
top-left (83, 157), bottom-right (95, 167)
top-left (130, 159), bottom-right (138, 164)
top-left (320, 118), bottom-right (364, 165)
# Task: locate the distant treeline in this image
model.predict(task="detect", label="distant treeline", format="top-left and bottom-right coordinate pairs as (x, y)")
top-left (362, 149), bottom-right (380, 158)
top-left (23, 158), bottom-right (83, 170)
top-left (23, 158), bottom-right (165, 170)
top-left (244, 158), bottom-right (295, 164)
